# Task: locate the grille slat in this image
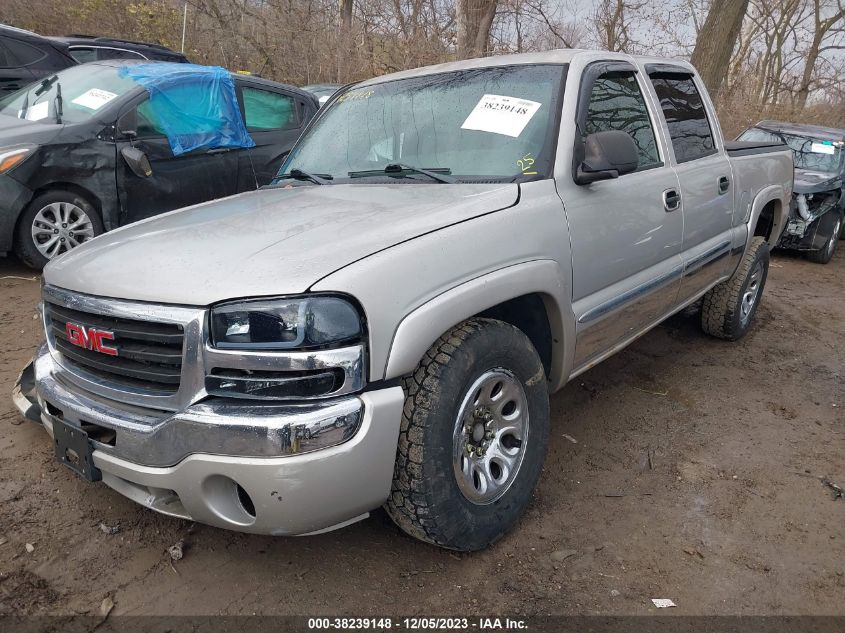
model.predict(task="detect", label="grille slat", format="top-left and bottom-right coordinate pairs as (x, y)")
top-left (48, 304), bottom-right (184, 345)
top-left (46, 302), bottom-right (184, 394)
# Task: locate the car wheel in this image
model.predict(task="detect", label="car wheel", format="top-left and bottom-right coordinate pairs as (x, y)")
top-left (806, 214), bottom-right (841, 264)
top-left (385, 318), bottom-right (550, 551)
top-left (15, 190), bottom-right (103, 270)
top-left (701, 236), bottom-right (770, 341)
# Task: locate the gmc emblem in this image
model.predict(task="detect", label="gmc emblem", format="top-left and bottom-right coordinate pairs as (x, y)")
top-left (65, 322), bottom-right (118, 357)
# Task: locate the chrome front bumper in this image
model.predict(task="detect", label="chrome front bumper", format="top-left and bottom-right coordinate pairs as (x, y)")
top-left (14, 346), bottom-right (405, 535)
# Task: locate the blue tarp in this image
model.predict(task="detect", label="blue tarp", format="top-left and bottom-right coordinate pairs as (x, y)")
top-left (118, 63), bottom-right (255, 156)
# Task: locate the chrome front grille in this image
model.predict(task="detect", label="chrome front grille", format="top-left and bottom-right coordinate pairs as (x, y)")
top-left (40, 285), bottom-right (366, 416)
top-left (45, 302), bottom-right (185, 394)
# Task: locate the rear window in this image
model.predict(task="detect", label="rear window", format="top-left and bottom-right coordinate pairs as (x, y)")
top-left (3, 37), bottom-right (47, 66)
top-left (649, 73), bottom-right (716, 163)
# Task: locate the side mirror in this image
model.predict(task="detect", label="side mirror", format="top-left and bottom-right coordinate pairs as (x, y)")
top-left (574, 130), bottom-right (639, 185)
top-left (121, 146), bottom-right (152, 178)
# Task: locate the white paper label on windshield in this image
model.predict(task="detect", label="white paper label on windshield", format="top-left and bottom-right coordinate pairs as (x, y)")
top-left (71, 88), bottom-right (118, 111)
top-left (461, 94), bottom-right (542, 138)
top-left (22, 101), bottom-right (49, 121)
top-left (810, 142), bottom-right (835, 155)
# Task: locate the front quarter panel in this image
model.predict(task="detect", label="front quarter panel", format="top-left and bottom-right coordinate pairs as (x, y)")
top-left (310, 179), bottom-right (575, 389)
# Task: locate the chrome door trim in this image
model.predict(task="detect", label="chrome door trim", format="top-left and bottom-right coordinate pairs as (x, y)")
top-left (578, 264), bottom-right (684, 324)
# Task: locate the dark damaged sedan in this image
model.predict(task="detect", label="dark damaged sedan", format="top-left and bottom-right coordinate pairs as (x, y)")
top-left (738, 120), bottom-right (844, 264)
top-left (0, 60), bottom-right (318, 268)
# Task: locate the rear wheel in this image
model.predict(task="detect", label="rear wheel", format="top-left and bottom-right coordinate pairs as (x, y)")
top-left (701, 236), bottom-right (769, 341)
top-left (386, 318), bottom-right (550, 551)
top-left (806, 214), bottom-right (841, 264)
top-left (15, 190), bottom-right (103, 270)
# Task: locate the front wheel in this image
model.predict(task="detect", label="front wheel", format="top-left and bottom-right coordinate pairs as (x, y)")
top-left (701, 236), bottom-right (770, 341)
top-left (806, 214), bottom-right (841, 264)
top-left (385, 318), bottom-right (550, 551)
top-left (15, 190), bottom-right (103, 270)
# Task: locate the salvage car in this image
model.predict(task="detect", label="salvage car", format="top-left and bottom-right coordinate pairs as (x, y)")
top-left (302, 83), bottom-right (342, 106)
top-left (0, 24), bottom-right (76, 97)
top-left (51, 35), bottom-right (190, 64)
top-left (0, 60), bottom-right (318, 268)
top-left (738, 121), bottom-right (844, 264)
top-left (13, 50), bottom-right (793, 551)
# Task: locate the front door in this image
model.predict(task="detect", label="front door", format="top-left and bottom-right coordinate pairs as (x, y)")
top-left (647, 70), bottom-right (734, 304)
top-left (115, 95), bottom-right (239, 225)
top-left (564, 62), bottom-right (684, 371)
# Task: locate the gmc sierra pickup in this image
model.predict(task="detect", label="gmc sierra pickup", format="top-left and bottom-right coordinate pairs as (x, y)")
top-left (13, 50), bottom-right (793, 551)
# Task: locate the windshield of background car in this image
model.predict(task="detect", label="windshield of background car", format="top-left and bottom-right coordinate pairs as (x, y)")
top-left (0, 64), bottom-right (137, 124)
top-left (739, 127), bottom-right (844, 173)
top-left (281, 64), bottom-right (566, 183)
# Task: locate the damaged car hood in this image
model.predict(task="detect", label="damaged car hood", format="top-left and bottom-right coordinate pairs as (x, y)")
top-left (44, 183), bottom-right (519, 305)
top-left (793, 168), bottom-right (842, 194)
top-left (0, 114), bottom-right (65, 147)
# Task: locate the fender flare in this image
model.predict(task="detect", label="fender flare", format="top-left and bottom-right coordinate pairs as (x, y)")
top-left (383, 259), bottom-right (575, 390)
top-left (744, 184), bottom-right (788, 258)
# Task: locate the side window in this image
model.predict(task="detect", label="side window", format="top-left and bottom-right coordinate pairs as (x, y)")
top-left (584, 72), bottom-right (661, 171)
top-left (69, 47), bottom-right (97, 64)
top-left (3, 37), bottom-right (47, 66)
top-left (0, 40), bottom-right (14, 68)
top-left (241, 87), bottom-right (297, 131)
top-left (97, 48), bottom-right (145, 61)
top-left (136, 99), bottom-right (166, 138)
top-left (649, 73), bottom-right (716, 163)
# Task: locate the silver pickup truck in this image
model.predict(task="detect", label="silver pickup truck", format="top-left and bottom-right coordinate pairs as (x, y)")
top-left (13, 50), bottom-right (793, 551)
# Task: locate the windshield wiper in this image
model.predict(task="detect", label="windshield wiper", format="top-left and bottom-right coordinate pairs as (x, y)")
top-left (276, 168), bottom-right (332, 185)
top-left (349, 163), bottom-right (456, 184)
top-left (54, 81), bottom-right (63, 124)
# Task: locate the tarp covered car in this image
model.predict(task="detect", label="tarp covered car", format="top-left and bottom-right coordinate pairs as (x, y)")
top-left (738, 120), bottom-right (844, 264)
top-left (0, 60), bottom-right (318, 268)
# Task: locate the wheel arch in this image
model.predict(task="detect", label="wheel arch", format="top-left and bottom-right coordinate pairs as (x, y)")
top-left (746, 187), bottom-right (787, 251)
top-left (383, 260), bottom-right (574, 391)
top-left (14, 182), bottom-right (105, 236)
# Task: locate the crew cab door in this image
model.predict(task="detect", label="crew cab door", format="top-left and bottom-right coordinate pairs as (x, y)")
top-left (114, 94), bottom-right (239, 225)
top-left (645, 68), bottom-right (734, 304)
top-left (564, 61), bottom-right (684, 371)
top-left (233, 80), bottom-right (314, 188)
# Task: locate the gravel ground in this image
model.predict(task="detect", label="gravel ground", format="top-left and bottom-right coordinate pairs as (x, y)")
top-left (0, 247), bottom-right (842, 617)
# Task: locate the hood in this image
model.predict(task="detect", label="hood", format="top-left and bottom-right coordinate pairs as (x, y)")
top-left (793, 168), bottom-right (842, 194)
top-left (0, 114), bottom-right (64, 147)
top-left (45, 183), bottom-right (519, 305)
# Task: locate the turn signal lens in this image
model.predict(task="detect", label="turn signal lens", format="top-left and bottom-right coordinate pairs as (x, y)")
top-left (0, 146), bottom-right (35, 174)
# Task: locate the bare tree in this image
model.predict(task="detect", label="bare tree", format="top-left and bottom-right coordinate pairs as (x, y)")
top-left (457, 0), bottom-right (498, 57)
top-left (795, 0), bottom-right (845, 109)
top-left (690, 0), bottom-right (751, 98)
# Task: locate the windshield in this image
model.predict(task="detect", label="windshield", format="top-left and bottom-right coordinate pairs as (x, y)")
top-left (739, 127), bottom-right (844, 172)
top-left (0, 64), bottom-right (137, 124)
top-left (281, 64), bottom-right (566, 183)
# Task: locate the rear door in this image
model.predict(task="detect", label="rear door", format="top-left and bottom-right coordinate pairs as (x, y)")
top-left (565, 61), bottom-right (684, 370)
top-left (234, 79), bottom-right (313, 188)
top-left (645, 68), bottom-right (734, 304)
top-left (114, 94), bottom-right (239, 225)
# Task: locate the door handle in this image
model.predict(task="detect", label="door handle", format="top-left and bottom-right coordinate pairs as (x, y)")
top-left (718, 176), bottom-right (730, 195)
top-left (663, 188), bottom-right (681, 212)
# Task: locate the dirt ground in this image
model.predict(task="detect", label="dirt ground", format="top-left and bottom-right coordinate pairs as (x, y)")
top-left (0, 247), bottom-right (842, 618)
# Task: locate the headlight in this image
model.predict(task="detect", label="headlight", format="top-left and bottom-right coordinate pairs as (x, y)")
top-left (0, 145), bottom-right (36, 174)
top-left (210, 295), bottom-right (363, 350)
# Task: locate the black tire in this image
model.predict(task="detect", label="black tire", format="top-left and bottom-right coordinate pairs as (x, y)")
top-left (385, 318), bottom-right (550, 551)
top-left (806, 214), bottom-right (842, 264)
top-left (14, 190), bottom-right (103, 270)
top-left (701, 236), bottom-right (770, 341)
